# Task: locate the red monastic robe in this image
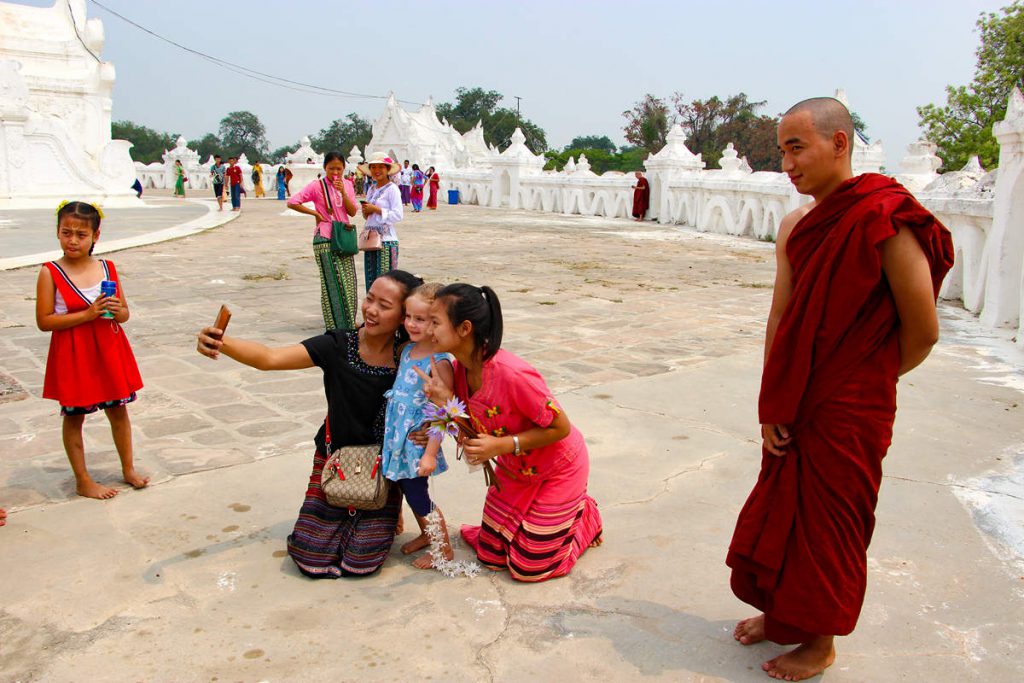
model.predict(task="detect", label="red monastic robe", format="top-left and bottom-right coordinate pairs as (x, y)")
top-left (632, 177), bottom-right (650, 218)
top-left (727, 174), bottom-right (954, 643)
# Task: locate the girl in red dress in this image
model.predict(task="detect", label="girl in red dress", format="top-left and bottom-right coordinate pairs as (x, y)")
top-left (35, 201), bottom-right (147, 500)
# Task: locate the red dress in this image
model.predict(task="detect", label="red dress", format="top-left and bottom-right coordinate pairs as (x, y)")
top-left (42, 260), bottom-right (143, 408)
top-left (427, 173), bottom-right (440, 209)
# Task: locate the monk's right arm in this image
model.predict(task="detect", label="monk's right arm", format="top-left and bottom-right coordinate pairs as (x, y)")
top-left (197, 328), bottom-right (314, 371)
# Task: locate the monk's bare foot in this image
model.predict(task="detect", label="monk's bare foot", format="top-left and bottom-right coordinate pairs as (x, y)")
top-left (0, 508), bottom-right (7, 527)
top-left (77, 479), bottom-right (118, 500)
top-left (763, 637), bottom-right (835, 681)
top-left (401, 533), bottom-right (429, 555)
top-left (123, 469), bottom-right (150, 489)
top-left (734, 615), bottom-right (767, 645)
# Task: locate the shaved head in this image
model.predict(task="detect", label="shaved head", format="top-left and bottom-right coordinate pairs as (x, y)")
top-left (784, 98), bottom-right (855, 157)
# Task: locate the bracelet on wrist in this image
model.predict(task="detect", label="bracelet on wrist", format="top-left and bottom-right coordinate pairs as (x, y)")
top-left (512, 434), bottom-right (521, 456)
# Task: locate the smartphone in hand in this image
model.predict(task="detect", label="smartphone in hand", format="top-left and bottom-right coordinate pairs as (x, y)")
top-left (211, 305), bottom-right (231, 340)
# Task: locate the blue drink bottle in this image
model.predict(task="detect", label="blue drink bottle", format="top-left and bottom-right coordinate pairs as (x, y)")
top-left (100, 280), bottom-right (117, 319)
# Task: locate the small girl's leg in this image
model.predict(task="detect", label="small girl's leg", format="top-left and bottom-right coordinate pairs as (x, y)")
top-left (398, 478), bottom-right (429, 554)
top-left (63, 413), bottom-right (117, 499)
top-left (413, 507), bottom-right (454, 570)
top-left (105, 405), bottom-right (149, 489)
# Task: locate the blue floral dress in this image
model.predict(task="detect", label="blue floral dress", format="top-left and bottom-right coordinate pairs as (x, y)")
top-left (382, 344), bottom-right (451, 481)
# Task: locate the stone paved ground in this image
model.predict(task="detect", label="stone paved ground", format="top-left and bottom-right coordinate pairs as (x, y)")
top-left (1, 189), bottom-right (1022, 681)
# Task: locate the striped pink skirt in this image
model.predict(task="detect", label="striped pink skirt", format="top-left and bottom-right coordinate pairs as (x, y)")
top-left (461, 439), bottom-right (602, 582)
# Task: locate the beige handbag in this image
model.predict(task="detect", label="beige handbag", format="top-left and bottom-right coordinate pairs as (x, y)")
top-left (358, 227), bottom-right (382, 251)
top-left (319, 418), bottom-right (389, 511)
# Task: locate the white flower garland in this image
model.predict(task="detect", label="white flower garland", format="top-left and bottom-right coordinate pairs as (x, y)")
top-left (424, 509), bottom-right (481, 578)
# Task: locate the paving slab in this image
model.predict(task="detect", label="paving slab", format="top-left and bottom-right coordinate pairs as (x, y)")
top-left (1, 189), bottom-right (1023, 681)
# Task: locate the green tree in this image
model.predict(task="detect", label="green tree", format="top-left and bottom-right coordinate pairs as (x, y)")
top-left (436, 87), bottom-right (504, 132)
top-left (188, 133), bottom-right (222, 161)
top-left (673, 92), bottom-right (780, 171)
top-left (437, 87), bottom-right (548, 153)
top-left (622, 94), bottom-right (672, 154)
top-left (112, 121), bottom-right (177, 164)
top-left (851, 111), bottom-right (870, 143)
top-left (567, 135), bottom-right (617, 153)
top-left (217, 111), bottom-right (270, 161)
top-left (485, 108), bottom-right (548, 153)
top-left (311, 113), bottom-right (372, 156)
top-left (269, 145), bottom-right (293, 163)
top-left (917, 2), bottom-right (1023, 170)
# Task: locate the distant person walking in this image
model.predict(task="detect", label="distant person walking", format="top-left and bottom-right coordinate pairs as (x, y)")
top-left (173, 160), bottom-right (187, 198)
top-left (631, 171), bottom-right (650, 221)
top-left (427, 166), bottom-right (440, 210)
top-left (288, 152), bottom-right (360, 330)
top-left (276, 165), bottom-right (287, 200)
top-left (252, 162), bottom-right (265, 198)
top-left (410, 164), bottom-right (425, 212)
top-left (398, 160), bottom-right (412, 205)
top-left (210, 155), bottom-right (226, 211)
top-left (226, 157), bottom-right (243, 212)
top-left (358, 152), bottom-right (404, 292)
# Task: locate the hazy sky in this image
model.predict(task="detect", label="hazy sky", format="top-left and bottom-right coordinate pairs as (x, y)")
top-left (19, 0), bottom-right (1010, 170)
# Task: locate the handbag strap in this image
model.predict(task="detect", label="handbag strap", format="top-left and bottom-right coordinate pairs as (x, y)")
top-left (320, 179), bottom-right (340, 222)
top-left (324, 414), bottom-right (333, 454)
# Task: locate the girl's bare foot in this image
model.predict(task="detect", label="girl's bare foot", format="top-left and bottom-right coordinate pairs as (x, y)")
top-left (401, 533), bottom-right (429, 555)
top-left (0, 508), bottom-right (7, 526)
top-left (77, 479), bottom-right (118, 499)
top-left (734, 615), bottom-right (767, 645)
top-left (589, 532), bottom-right (603, 548)
top-left (396, 510), bottom-right (405, 535)
top-left (763, 637), bottom-right (835, 681)
top-left (412, 552), bottom-right (436, 569)
top-left (123, 469), bottom-right (150, 489)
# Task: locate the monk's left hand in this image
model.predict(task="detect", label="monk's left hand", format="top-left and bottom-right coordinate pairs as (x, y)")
top-left (761, 423), bottom-right (792, 456)
top-left (464, 433), bottom-right (503, 465)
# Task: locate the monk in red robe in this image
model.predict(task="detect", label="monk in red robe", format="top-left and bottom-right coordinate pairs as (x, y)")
top-left (727, 97), bottom-right (954, 681)
top-left (631, 171), bottom-right (650, 221)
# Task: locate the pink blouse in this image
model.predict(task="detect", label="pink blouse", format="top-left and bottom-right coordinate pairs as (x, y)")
top-left (453, 349), bottom-right (585, 482)
top-left (288, 177), bottom-right (357, 239)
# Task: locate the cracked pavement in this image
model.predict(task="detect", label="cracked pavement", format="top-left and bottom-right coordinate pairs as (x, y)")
top-left (1, 190), bottom-right (1023, 681)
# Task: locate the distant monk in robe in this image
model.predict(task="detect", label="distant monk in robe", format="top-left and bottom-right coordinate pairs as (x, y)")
top-left (727, 97), bottom-right (954, 681)
top-left (631, 171), bottom-right (650, 221)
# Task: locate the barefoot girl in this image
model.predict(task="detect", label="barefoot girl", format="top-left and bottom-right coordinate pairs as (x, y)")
top-left (416, 284), bottom-right (603, 582)
top-left (381, 283), bottom-right (456, 569)
top-left (36, 201), bottom-right (147, 499)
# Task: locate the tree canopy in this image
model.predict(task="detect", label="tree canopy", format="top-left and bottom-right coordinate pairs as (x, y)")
top-left (217, 110), bottom-right (270, 162)
top-left (112, 121), bottom-right (177, 164)
top-left (917, 2), bottom-right (1023, 170)
top-left (311, 114), bottom-right (373, 157)
top-left (622, 94), bottom-right (672, 154)
top-left (567, 135), bottom-right (617, 153)
top-left (437, 86), bottom-right (548, 153)
top-left (672, 93), bottom-right (781, 171)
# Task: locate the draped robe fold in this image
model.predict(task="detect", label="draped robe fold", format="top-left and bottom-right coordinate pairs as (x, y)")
top-left (727, 173), bottom-right (954, 643)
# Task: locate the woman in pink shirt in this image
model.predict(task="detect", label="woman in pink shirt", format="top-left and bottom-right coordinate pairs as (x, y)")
top-left (288, 153), bottom-right (360, 330)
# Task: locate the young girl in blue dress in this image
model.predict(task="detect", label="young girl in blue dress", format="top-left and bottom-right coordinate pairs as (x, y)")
top-left (382, 282), bottom-right (455, 569)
